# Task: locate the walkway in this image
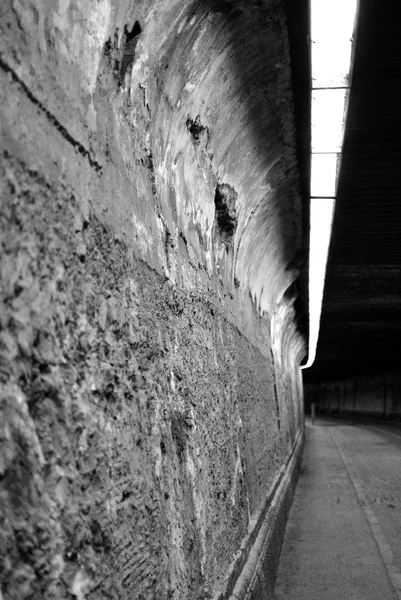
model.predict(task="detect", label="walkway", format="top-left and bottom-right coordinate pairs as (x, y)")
top-left (274, 418), bottom-right (401, 600)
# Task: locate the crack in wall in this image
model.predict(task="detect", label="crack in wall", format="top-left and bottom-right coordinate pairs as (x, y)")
top-left (0, 55), bottom-right (103, 173)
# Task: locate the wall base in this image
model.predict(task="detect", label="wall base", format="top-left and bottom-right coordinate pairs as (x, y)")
top-left (215, 425), bottom-right (304, 600)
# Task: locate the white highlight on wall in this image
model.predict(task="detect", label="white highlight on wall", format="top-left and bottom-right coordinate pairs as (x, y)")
top-left (302, 0), bottom-right (359, 369)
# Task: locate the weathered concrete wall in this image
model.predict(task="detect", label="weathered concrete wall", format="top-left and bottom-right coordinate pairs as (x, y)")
top-left (0, 1), bottom-right (306, 599)
top-left (305, 371), bottom-right (401, 420)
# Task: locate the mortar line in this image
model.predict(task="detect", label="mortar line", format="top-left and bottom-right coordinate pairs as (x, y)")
top-left (0, 54), bottom-right (102, 172)
top-left (329, 427), bottom-right (401, 600)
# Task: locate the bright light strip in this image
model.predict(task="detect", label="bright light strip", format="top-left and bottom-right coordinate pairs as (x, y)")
top-left (303, 0), bottom-right (359, 369)
top-left (302, 199), bottom-right (335, 369)
top-left (311, 154), bottom-right (339, 198)
top-left (311, 89), bottom-right (347, 153)
top-left (311, 0), bottom-right (358, 88)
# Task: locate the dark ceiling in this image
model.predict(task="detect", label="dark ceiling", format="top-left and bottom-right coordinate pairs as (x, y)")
top-left (301, 0), bottom-right (401, 382)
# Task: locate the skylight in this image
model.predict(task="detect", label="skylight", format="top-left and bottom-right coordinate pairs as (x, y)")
top-left (311, 89), bottom-right (346, 153)
top-left (302, 0), bottom-right (359, 370)
top-left (310, 154), bottom-right (338, 198)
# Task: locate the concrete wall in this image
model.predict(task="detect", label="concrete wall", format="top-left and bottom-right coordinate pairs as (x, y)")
top-left (305, 371), bottom-right (401, 420)
top-left (0, 1), bottom-right (306, 599)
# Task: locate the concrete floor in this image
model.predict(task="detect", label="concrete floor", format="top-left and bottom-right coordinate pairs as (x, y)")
top-left (274, 418), bottom-right (401, 600)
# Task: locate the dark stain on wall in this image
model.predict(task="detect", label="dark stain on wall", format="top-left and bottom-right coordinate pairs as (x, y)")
top-left (214, 184), bottom-right (238, 247)
top-left (120, 21), bottom-right (142, 86)
top-left (186, 115), bottom-right (209, 146)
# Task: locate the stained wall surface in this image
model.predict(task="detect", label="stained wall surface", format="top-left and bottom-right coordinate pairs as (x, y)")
top-left (0, 1), bottom-right (306, 599)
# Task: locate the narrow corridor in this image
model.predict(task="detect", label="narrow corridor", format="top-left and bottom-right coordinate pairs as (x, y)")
top-left (274, 419), bottom-right (401, 600)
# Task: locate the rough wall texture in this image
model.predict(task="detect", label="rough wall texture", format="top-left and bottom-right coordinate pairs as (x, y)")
top-left (0, 0), bottom-right (305, 599)
top-left (305, 371), bottom-right (401, 420)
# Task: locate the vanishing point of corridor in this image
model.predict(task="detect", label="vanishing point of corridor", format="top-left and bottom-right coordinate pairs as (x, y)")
top-left (274, 419), bottom-right (401, 600)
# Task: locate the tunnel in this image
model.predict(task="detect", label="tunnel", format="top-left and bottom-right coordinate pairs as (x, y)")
top-left (0, 0), bottom-right (400, 599)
